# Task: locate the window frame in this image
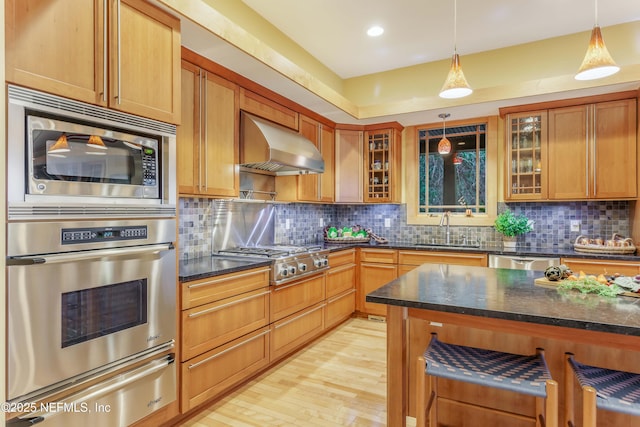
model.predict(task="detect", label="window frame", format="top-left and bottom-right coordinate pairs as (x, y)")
top-left (405, 115), bottom-right (499, 226)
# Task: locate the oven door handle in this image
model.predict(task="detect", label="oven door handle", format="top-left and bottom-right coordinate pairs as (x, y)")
top-left (6, 243), bottom-right (174, 266)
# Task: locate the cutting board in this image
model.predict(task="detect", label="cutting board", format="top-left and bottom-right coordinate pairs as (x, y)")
top-left (534, 277), bottom-right (640, 298)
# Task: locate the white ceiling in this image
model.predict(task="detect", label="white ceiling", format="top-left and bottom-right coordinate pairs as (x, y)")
top-left (241, 0), bottom-right (640, 79)
top-left (174, 0), bottom-right (640, 126)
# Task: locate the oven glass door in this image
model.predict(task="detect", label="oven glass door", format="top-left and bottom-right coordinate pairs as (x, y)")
top-left (27, 114), bottom-right (159, 199)
top-left (7, 243), bottom-right (175, 401)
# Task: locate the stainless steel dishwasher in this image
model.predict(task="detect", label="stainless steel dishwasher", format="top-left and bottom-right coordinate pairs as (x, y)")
top-left (489, 254), bottom-right (560, 270)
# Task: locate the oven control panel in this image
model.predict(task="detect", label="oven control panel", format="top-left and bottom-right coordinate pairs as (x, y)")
top-left (61, 225), bottom-right (148, 244)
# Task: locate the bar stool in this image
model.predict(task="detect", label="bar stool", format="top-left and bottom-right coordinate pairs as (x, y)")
top-left (564, 353), bottom-right (640, 427)
top-left (416, 333), bottom-right (558, 427)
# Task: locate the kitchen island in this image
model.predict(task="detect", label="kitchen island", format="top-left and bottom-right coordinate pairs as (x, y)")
top-left (366, 264), bottom-right (640, 427)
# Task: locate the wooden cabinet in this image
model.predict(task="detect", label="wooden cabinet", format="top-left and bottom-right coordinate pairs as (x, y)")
top-left (239, 88), bottom-right (298, 130)
top-left (325, 249), bottom-right (356, 328)
top-left (548, 100), bottom-right (637, 200)
top-left (5, 0), bottom-right (181, 124)
top-left (505, 98), bottom-right (637, 201)
top-left (179, 267), bottom-right (270, 412)
top-left (358, 249), bottom-right (398, 316)
top-left (335, 129), bottom-right (364, 203)
top-left (364, 128), bottom-right (402, 203)
top-left (270, 274), bottom-right (326, 322)
top-left (297, 115), bottom-right (335, 203)
top-left (270, 302), bottom-right (325, 361)
top-left (398, 250), bottom-right (488, 274)
top-left (505, 112), bottom-right (548, 200)
top-left (560, 257), bottom-right (640, 276)
top-left (178, 60), bottom-right (239, 197)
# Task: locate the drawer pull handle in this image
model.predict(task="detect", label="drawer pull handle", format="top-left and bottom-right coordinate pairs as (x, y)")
top-left (187, 268), bottom-right (270, 289)
top-left (188, 330), bottom-right (270, 370)
top-left (188, 290), bottom-right (270, 318)
top-left (274, 304), bottom-right (326, 329)
top-left (327, 289), bottom-right (356, 304)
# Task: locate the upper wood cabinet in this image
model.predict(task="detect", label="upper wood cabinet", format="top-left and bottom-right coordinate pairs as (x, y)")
top-left (239, 88), bottom-right (298, 130)
top-left (505, 97), bottom-right (637, 201)
top-left (364, 128), bottom-right (402, 203)
top-left (505, 111), bottom-right (548, 200)
top-left (297, 115), bottom-right (335, 203)
top-left (335, 129), bottom-right (364, 203)
top-left (548, 99), bottom-right (637, 200)
top-left (5, 0), bottom-right (181, 124)
top-left (178, 60), bottom-right (239, 197)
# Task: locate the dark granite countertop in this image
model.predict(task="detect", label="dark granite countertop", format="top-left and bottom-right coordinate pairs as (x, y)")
top-left (366, 264), bottom-right (640, 336)
top-left (179, 256), bottom-right (272, 282)
top-left (323, 240), bottom-right (640, 261)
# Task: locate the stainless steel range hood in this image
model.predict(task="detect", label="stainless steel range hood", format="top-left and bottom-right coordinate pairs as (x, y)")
top-left (240, 112), bottom-right (324, 175)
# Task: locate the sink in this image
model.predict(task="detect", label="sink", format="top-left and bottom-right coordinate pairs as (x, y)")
top-left (415, 242), bottom-right (481, 249)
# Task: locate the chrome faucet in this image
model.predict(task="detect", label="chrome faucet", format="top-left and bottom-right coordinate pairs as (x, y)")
top-left (439, 211), bottom-right (451, 245)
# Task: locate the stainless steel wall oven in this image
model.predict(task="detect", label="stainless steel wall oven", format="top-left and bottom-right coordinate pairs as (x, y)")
top-left (6, 85), bottom-right (178, 426)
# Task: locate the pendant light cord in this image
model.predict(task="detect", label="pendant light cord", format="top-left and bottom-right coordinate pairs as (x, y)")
top-left (453, 0), bottom-right (458, 53)
top-left (594, 0), bottom-right (598, 26)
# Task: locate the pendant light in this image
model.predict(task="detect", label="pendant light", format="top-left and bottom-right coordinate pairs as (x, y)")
top-left (575, 0), bottom-right (619, 80)
top-left (48, 133), bottom-right (70, 154)
top-left (439, 0), bottom-right (472, 99)
top-left (437, 113), bottom-right (452, 155)
top-left (453, 154), bottom-right (462, 165)
top-left (87, 135), bottom-right (107, 149)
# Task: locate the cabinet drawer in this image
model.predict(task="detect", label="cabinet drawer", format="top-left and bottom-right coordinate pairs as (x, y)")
top-left (325, 289), bottom-right (356, 329)
top-left (270, 302), bottom-right (325, 361)
top-left (181, 267), bottom-right (269, 309)
top-left (239, 88), bottom-right (298, 130)
top-left (328, 249), bottom-right (356, 267)
top-left (561, 258), bottom-right (640, 276)
top-left (398, 251), bottom-right (488, 267)
top-left (270, 274), bottom-right (325, 322)
top-left (181, 288), bottom-right (270, 360)
top-left (181, 326), bottom-right (270, 411)
top-left (326, 263), bottom-right (355, 298)
top-left (359, 248), bottom-right (398, 264)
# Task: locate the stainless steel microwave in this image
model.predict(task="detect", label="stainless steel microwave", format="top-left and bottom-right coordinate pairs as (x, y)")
top-left (7, 85), bottom-right (176, 219)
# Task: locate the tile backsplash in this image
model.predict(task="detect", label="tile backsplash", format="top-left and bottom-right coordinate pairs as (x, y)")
top-left (178, 198), bottom-right (630, 259)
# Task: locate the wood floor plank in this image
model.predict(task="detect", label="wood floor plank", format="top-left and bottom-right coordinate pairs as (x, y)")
top-left (179, 318), bottom-right (393, 426)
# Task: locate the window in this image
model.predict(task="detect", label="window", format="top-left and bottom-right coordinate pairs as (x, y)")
top-left (405, 116), bottom-right (498, 226)
top-left (419, 123), bottom-right (486, 214)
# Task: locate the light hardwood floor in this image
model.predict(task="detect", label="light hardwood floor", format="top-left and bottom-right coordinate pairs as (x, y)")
top-left (179, 317), bottom-right (399, 426)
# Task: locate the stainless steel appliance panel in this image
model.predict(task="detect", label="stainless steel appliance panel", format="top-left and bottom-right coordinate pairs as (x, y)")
top-left (9, 353), bottom-right (176, 427)
top-left (488, 254), bottom-right (560, 270)
top-left (7, 232), bottom-right (176, 401)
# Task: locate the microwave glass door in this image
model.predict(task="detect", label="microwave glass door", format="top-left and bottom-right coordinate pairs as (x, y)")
top-left (27, 115), bottom-right (159, 199)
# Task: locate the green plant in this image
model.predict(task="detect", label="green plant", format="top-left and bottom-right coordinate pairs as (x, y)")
top-left (494, 209), bottom-right (533, 237)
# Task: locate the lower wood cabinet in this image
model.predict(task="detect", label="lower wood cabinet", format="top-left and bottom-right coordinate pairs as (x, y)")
top-left (325, 289), bottom-right (356, 329)
top-left (560, 257), bottom-right (640, 276)
top-left (181, 326), bottom-right (270, 411)
top-left (325, 249), bottom-right (357, 328)
top-left (270, 274), bottom-right (325, 322)
top-left (270, 302), bottom-right (325, 361)
top-left (359, 249), bottom-right (398, 316)
top-left (398, 250), bottom-right (488, 274)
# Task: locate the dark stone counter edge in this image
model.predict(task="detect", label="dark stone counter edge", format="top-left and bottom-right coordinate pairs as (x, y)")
top-left (365, 295), bottom-right (639, 336)
top-left (323, 241), bottom-right (640, 261)
top-left (179, 258), bottom-right (272, 282)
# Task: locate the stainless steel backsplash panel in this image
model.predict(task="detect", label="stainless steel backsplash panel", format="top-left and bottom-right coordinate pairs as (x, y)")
top-left (211, 200), bottom-right (275, 251)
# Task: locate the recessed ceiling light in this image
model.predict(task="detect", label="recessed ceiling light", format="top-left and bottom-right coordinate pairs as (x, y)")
top-left (367, 26), bottom-right (384, 37)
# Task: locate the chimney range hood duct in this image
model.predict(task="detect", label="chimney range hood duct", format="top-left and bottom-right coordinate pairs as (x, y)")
top-left (240, 112), bottom-right (324, 175)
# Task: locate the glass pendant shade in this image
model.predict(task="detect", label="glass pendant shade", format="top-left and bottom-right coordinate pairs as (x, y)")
top-left (439, 53), bottom-right (473, 99)
top-left (438, 137), bottom-right (452, 155)
top-left (575, 26), bottom-right (620, 80)
top-left (453, 154), bottom-right (462, 165)
top-left (88, 135), bottom-right (107, 149)
top-left (49, 133), bottom-right (70, 153)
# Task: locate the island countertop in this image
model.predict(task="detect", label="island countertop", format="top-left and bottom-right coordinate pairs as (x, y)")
top-left (366, 263), bottom-right (640, 336)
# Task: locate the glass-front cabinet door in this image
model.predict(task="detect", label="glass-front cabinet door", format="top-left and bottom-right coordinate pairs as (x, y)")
top-left (506, 112), bottom-right (547, 200)
top-left (365, 130), bottom-right (393, 202)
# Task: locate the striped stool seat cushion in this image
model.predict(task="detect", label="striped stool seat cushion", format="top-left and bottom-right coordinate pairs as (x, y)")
top-left (424, 336), bottom-right (552, 397)
top-left (569, 358), bottom-right (640, 416)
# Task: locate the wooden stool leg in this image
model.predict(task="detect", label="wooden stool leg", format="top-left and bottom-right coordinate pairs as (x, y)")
top-left (545, 379), bottom-right (558, 427)
top-left (428, 374), bottom-right (438, 427)
top-left (564, 353), bottom-right (575, 427)
top-left (582, 386), bottom-right (597, 427)
top-left (416, 355), bottom-right (426, 427)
